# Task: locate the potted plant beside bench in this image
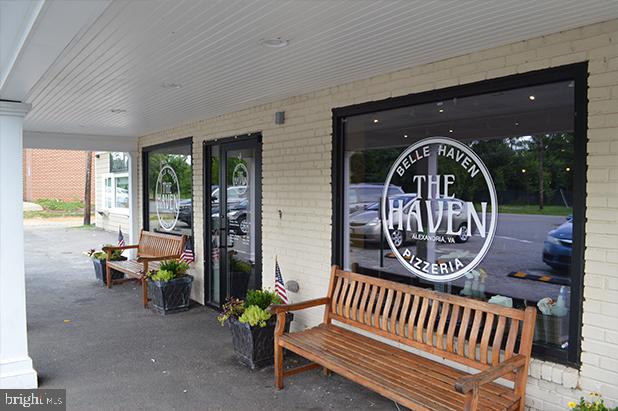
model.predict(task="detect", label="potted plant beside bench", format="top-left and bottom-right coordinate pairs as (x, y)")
top-left (86, 245), bottom-right (126, 284)
top-left (218, 290), bottom-right (293, 369)
top-left (146, 260), bottom-right (194, 315)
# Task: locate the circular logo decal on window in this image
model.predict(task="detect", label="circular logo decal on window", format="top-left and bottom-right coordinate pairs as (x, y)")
top-left (232, 163), bottom-right (249, 195)
top-left (155, 165), bottom-right (180, 231)
top-left (380, 137), bottom-right (497, 282)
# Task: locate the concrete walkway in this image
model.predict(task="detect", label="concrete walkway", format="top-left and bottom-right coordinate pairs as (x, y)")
top-left (25, 226), bottom-right (396, 411)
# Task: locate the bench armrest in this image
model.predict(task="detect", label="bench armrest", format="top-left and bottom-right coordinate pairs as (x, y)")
top-left (455, 355), bottom-right (527, 394)
top-left (102, 245), bottom-right (138, 252)
top-left (137, 255), bottom-right (181, 262)
top-left (269, 297), bottom-right (330, 314)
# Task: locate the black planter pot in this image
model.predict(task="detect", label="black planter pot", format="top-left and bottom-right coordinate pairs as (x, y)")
top-left (228, 313), bottom-right (293, 369)
top-left (92, 257), bottom-right (126, 284)
top-left (148, 275), bottom-right (194, 315)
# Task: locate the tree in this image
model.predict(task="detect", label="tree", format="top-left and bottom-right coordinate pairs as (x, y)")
top-left (83, 151), bottom-right (92, 225)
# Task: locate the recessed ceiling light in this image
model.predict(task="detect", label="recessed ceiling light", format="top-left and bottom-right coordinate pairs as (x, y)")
top-left (449, 129), bottom-right (453, 133)
top-left (515, 122), bottom-right (520, 126)
top-left (373, 118), bottom-right (379, 123)
top-left (162, 82), bottom-right (182, 89)
top-left (521, 168), bottom-right (526, 173)
top-left (528, 95), bottom-right (535, 101)
top-left (438, 109), bottom-right (444, 113)
top-left (403, 134), bottom-right (408, 138)
top-left (110, 109), bottom-right (127, 114)
top-left (260, 37), bottom-right (289, 48)
top-left (566, 167), bottom-right (571, 171)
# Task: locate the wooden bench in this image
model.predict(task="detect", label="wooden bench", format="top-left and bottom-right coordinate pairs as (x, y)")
top-left (103, 230), bottom-right (187, 308)
top-left (269, 266), bottom-right (536, 411)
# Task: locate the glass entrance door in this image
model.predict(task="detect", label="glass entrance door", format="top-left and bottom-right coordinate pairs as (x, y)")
top-left (205, 135), bottom-right (261, 306)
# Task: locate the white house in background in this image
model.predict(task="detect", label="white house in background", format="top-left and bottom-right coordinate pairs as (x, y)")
top-left (94, 152), bottom-right (131, 234)
top-left (0, 2), bottom-right (617, 410)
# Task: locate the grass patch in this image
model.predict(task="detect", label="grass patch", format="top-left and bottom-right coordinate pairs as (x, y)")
top-left (497, 205), bottom-right (571, 216)
top-left (24, 198), bottom-right (87, 219)
top-left (35, 198), bottom-right (84, 212)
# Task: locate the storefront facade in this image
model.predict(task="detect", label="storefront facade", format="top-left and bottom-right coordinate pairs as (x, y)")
top-left (137, 20), bottom-right (618, 410)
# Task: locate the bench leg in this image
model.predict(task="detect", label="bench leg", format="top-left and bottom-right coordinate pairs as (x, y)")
top-left (322, 367), bottom-right (331, 376)
top-left (142, 278), bottom-right (148, 308)
top-left (274, 340), bottom-right (284, 389)
top-left (106, 265), bottom-right (112, 289)
top-left (463, 387), bottom-right (479, 411)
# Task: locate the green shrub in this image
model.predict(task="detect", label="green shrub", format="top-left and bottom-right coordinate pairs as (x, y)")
top-left (246, 289), bottom-right (282, 310)
top-left (149, 269), bottom-right (176, 282)
top-left (238, 305), bottom-right (272, 328)
top-left (159, 260), bottom-right (190, 275)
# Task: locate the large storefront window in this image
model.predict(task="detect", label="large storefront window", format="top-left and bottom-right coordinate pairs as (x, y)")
top-left (334, 65), bottom-right (586, 364)
top-left (143, 138), bottom-right (193, 239)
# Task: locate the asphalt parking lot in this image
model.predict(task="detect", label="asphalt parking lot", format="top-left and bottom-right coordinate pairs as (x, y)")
top-left (350, 213), bottom-right (570, 303)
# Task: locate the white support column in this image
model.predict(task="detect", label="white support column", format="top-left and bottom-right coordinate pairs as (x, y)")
top-left (128, 151), bottom-right (140, 258)
top-left (0, 101), bottom-right (37, 388)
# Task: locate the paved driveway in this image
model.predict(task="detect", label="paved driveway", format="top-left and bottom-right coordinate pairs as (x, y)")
top-left (24, 225), bottom-right (396, 411)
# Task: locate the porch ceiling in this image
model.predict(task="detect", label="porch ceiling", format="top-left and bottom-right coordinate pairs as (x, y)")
top-left (3, 0), bottom-right (618, 138)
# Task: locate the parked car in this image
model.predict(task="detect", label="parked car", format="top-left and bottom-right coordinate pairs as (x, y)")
top-left (349, 183), bottom-right (404, 213)
top-left (543, 217), bottom-right (572, 271)
top-left (178, 199), bottom-right (192, 225)
top-left (227, 199), bottom-right (249, 235)
top-left (349, 194), bottom-right (470, 247)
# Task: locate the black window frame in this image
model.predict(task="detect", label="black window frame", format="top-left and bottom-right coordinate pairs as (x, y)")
top-left (142, 136), bottom-right (194, 241)
top-left (331, 63), bottom-right (588, 367)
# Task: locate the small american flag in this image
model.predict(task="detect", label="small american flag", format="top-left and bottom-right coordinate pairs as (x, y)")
top-left (275, 259), bottom-right (289, 304)
top-left (117, 226), bottom-right (126, 247)
top-left (180, 238), bottom-right (195, 264)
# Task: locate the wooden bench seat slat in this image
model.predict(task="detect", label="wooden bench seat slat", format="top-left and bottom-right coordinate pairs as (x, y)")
top-left (373, 285), bottom-right (386, 328)
top-left (398, 293), bottom-right (412, 337)
top-left (389, 290), bottom-right (403, 334)
top-left (282, 325), bottom-right (518, 411)
top-left (505, 319), bottom-right (520, 360)
top-left (492, 316), bottom-right (507, 365)
top-left (317, 325), bottom-right (517, 403)
top-left (480, 313), bottom-right (495, 364)
top-left (272, 266), bottom-right (536, 411)
top-left (436, 302), bottom-right (451, 350)
top-left (381, 288), bottom-right (394, 332)
top-left (350, 281), bottom-right (363, 322)
top-left (446, 304), bottom-right (460, 353)
top-left (468, 310), bottom-right (483, 360)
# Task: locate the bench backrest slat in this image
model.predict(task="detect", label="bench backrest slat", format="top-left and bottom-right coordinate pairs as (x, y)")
top-left (325, 267), bottom-right (536, 380)
top-left (137, 230), bottom-right (186, 258)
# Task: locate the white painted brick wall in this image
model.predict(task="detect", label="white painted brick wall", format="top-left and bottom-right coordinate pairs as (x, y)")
top-left (137, 19), bottom-right (618, 410)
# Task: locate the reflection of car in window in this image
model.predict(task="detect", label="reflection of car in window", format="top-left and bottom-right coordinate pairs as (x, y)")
top-left (543, 217), bottom-right (572, 272)
top-left (178, 199), bottom-right (192, 225)
top-left (348, 183), bottom-right (404, 213)
top-left (349, 194), bottom-right (469, 247)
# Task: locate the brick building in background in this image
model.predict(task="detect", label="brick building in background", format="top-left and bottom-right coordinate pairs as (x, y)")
top-left (22, 149), bottom-right (95, 202)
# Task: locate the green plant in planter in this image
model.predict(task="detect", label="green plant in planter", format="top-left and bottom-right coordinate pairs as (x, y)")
top-left (149, 269), bottom-right (176, 282)
top-left (217, 289), bottom-right (283, 327)
top-left (238, 305), bottom-right (272, 327)
top-left (158, 260), bottom-right (190, 275)
top-left (246, 289), bottom-right (283, 310)
top-left (86, 245), bottom-right (123, 261)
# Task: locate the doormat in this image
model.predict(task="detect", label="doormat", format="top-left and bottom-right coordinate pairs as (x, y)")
top-left (507, 271), bottom-right (570, 286)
